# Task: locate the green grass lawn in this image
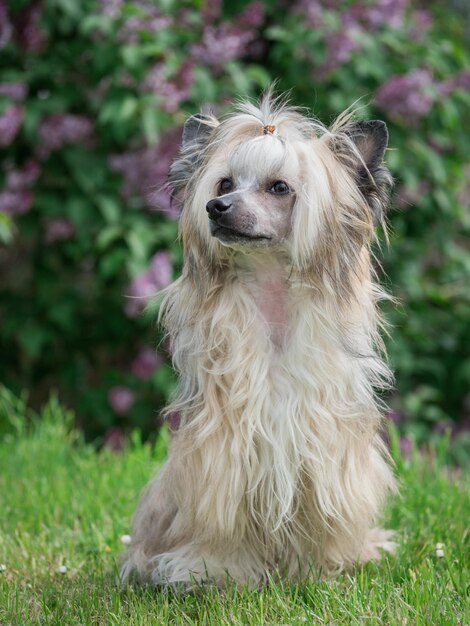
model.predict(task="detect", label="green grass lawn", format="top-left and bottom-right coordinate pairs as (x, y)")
top-left (0, 387), bottom-right (468, 626)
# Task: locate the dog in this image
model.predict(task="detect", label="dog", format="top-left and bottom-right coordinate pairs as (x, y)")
top-left (121, 92), bottom-right (397, 588)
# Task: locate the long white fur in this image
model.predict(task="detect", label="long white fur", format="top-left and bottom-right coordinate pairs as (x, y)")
top-left (121, 94), bottom-right (397, 587)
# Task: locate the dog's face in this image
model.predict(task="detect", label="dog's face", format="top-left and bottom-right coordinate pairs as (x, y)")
top-left (170, 103), bottom-right (391, 279)
top-left (196, 127), bottom-right (302, 251)
top-left (205, 164), bottom-right (296, 249)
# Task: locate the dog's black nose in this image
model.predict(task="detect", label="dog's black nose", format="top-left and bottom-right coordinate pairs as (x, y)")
top-left (206, 198), bottom-right (232, 220)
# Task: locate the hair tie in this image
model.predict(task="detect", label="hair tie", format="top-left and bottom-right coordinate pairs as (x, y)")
top-left (263, 124), bottom-right (276, 135)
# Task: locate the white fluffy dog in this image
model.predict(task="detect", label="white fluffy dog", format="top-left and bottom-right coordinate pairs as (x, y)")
top-left (122, 92), bottom-right (397, 587)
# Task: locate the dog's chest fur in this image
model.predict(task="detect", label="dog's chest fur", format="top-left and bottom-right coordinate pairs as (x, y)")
top-left (195, 260), bottom-right (357, 540)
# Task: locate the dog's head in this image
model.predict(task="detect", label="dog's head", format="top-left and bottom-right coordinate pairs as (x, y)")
top-left (170, 94), bottom-right (392, 285)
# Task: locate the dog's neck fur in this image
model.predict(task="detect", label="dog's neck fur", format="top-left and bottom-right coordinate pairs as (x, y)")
top-left (234, 252), bottom-right (290, 348)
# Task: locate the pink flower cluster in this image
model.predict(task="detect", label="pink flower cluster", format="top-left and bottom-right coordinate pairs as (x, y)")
top-left (0, 160), bottom-right (40, 216)
top-left (125, 251), bottom-right (172, 318)
top-left (298, 0), bottom-right (412, 77)
top-left (109, 127), bottom-right (181, 215)
top-left (131, 347), bottom-right (162, 379)
top-left (0, 0), bottom-right (12, 49)
top-left (43, 218), bottom-right (76, 244)
top-left (374, 58), bottom-right (469, 123)
top-left (356, 0), bottom-right (408, 30)
top-left (108, 386), bottom-right (135, 416)
top-left (0, 190), bottom-right (33, 216)
top-left (16, 2), bottom-right (47, 52)
top-left (191, 25), bottom-right (255, 68)
top-left (106, 346), bottom-right (163, 423)
top-left (100, 0), bottom-right (123, 19)
top-left (37, 114), bottom-right (95, 157)
top-left (191, 1), bottom-right (265, 69)
top-left (439, 69), bottom-right (470, 96)
top-left (0, 106), bottom-right (23, 147)
top-left (375, 69), bottom-right (434, 122)
top-left (301, 0), bottom-right (408, 30)
top-left (99, 0), bottom-right (172, 43)
top-left (0, 1), bottom-right (47, 52)
top-left (0, 82), bottom-right (27, 102)
top-left (143, 60), bottom-right (194, 114)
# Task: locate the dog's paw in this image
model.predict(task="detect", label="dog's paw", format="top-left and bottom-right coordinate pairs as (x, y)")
top-left (359, 527), bottom-right (397, 562)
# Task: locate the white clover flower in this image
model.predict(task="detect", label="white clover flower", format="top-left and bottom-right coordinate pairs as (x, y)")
top-left (121, 534), bottom-right (132, 545)
top-left (0, 564), bottom-right (6, 572)
top-left (58, 565), bottom-right (67, 574)
top-left (435, 543), bottom-right (445, 557)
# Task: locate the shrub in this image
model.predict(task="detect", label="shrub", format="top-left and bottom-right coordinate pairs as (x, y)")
top-left (1, 0), bottom-right (469, 448)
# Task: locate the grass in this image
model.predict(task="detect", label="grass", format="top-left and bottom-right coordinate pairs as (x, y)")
top-left (0, 387), bottom-right (468, 625)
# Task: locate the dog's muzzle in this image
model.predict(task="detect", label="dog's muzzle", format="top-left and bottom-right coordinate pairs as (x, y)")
top-left (206, 196), bottom-right (270, 243)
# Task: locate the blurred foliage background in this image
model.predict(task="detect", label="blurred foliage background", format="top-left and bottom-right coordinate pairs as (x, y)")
top-left (0, 0), bottom-right (469, 461)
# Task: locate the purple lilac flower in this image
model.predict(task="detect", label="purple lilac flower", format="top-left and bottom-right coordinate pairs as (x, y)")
top-left (44, 218), bottom-right (76, 243)
top-left (201, 0), bottom-right (222, 23)
top-left (295, 0), bottom-right (324, 28)
top-left (316, 0), bottom-right (410, 78)
top-left (439, 69), bottom-right (470, 96)
top-left (150, 251), bottom-right (172, 288)
top-left (0, 105), bottom-right (23, 147)
top-left (305, 0), bottom-right (410, 78)
top-left (16, 3), bottom-right (46, 53)
top-left (191, 24), bottom-right (256, 68)
top-left (387, 409), bottom-right (403, 424)
top-left (118, 14), bottom-right (172, 43)
top-left (109, 127), bottom-right (181, 215)
top-left (100, 0), bottom-right (123, 19)
top-left (0, 0), bottom-right (12, 49)
top-left (6, 160), bottom-right (41, 191)
top-left (127, 272), bottom-right (157, 299)
top-left (318, 29), bottom-right (361, 77)
top-left (312, 4), bottom-right (365, 78)
top-left (361, 0), bottom-right (408, 30)
top-left (38, 114), bottom-right (94, 155)
top-left (0, 82), bottom-right (27, 102)
top-left (124, 271), bottom-right (159, 318)
top-left (375, 69), bottom-right (434, 122)
top-left (336, 0), bottom-right (407, 32)
top-left (409, 9), bottom-right (432, 38)
top-left (131, 348), bottom-right (162, 379)
top-left (399, 436), bottom-right (413, 459)
top-left (0, 190), bottom-right (33, 215)
top-left (108, 386), bottom-right (135, 416)
top-left (112, 1), bottom-right (172, 44)
top-left (239, 1), bottom-right (265, 28)
top-left (125, 253), bottom-right (173, 318)
top-left (143, 59), bottom-right (194, 113)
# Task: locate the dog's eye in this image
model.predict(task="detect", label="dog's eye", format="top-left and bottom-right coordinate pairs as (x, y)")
top-left (268, 181), bottom-right (290, 194)
top-left (218, 178), bottom-right (233, 195)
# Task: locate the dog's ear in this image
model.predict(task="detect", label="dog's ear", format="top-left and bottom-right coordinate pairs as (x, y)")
top-left (347, 121), bottom-right (388, 170)
top-left (170, 114), bottom-right (218, 194)
top-left (182, 113), bottom-right (214, 149)
top-left (342, 120), bottom-right (392, 225)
